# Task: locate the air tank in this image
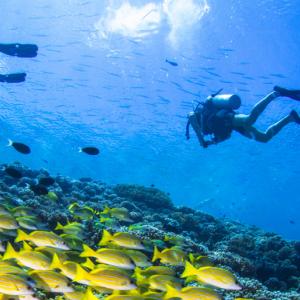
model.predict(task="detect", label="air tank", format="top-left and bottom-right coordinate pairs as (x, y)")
top-left (208, 94), bottom-right (241, 110)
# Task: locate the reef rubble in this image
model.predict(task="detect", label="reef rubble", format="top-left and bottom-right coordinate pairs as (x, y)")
top-left (0, 162), bottom-right (299, 300)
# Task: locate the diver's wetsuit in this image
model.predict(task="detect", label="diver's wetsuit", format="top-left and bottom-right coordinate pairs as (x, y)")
top-left (187, 87), bottom-right (300, 147)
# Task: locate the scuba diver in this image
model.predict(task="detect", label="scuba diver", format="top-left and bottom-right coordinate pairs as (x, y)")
top-left (0, 43), bottom-right (38, 83)
top-left (186, 86), bottom-right (300, 148)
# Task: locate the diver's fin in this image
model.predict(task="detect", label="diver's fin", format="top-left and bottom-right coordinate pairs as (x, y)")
top-left (0, 43), bottom-right (38, 58)
top-left (290, 110), bottom-right (300, 124)
top-left (0, 73), bottom-right (26, 83)
top-left (274, 86), bottom-right (300, 101)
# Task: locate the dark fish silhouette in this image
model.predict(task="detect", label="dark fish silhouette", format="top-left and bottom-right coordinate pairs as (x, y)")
top-left (4, 166), bottom-right (22, 179)
top-left (0, 73), bottom-right (26, 83)
top-left (39, 176), bottom-right (55, 186)
top-left (8, 140), bottom-right (31, 154)
top-left (165, 59), bottom-right (178, 67)
top-left (0, 43), bottom-right (38, 58)
top-left (289, 220), bottom-right (295, 225)
top-left (79, 147), bottom-right (100, 155)
top-left (30, 184), bottom-right (48, 196)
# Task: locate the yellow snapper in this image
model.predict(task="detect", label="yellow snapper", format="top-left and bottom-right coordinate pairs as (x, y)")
top-left (0, 214), bottom-right (19, 230)
top-left (3, 242), bottom-right (51, 270)
top-left (47, 191), bottom-right (59, 201)
top-left (50, 253), bottom-right (89, 284)
top-left (74, 265), bottom-right (136, 290)
top-left (181, 261), bottom-right (242, 290)
top-left (101, 207), bottom-right (133, 222)
top-left (124, 249), bottom-right (152, 268)
top-left (0, 261), bottom-right (26, 276)
top-left (16, 216), bottom-right (41, 231)
top-left (29, 270), bottom-right (74, 293)
top-left (11, 206), bottom-right (36, 217)
top-left (80, 244), bottom-right (135, 269)
top-left (164, 284), bottom-right (222, 300)
top-left (145, 274), bottom-right (181, 291)
top-left (134, 266), bottom-right (175, 278)
top-left (152, 246), bottom-right (186, 266)
top-left (15, 229), bottom-right (69, 250)
top-left (55, 222), bottom-right (84, 236)
top-left (99, 230), bottom-right (144, 250)
top-left (68, 203), bottom-right (94, 220)
top-left (0, 274), bottom-right (34, 295)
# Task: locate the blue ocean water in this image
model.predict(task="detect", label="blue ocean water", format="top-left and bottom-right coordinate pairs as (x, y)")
top-left (0, 0), bottom-right (299, 240)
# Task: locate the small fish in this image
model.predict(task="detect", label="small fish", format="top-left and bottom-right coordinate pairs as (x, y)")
top-left (152, 246), bottom-right (186, 266)
top-left (0, 274), bottom-right (34, 295)
top-left (164, 285), bottom-right (221, 300)
top-left (79, 147), bottom-right (100, 155)
top-left (80, 244), bottom-right (135, 270)
top-left (29, 270), bottom-right (74, 293)
top-left (142, 274), bottom-right (181, 291)
top-left (0, 73), bottom-right (26, 83)
top-left (99, 230), bottom-right (144, 250)
top-left (164, 235), bottom-right (185, 246)
top-left (16, 216), bottom-right (41, 230)
top-left (3, 166), bottom-right (22, 179)
top-left (7, 140), bottom-right (31, 154)
top-left (181, 261), bottom-right (242, 290)
top-left (11, 206), bottom-right (36, 217)
top-left (0, 214), bottom-right (19, 230)
top-left (3, 242), bottom-right (51, 270)
top-left (165, 59), bottom-right (178, 67)
top-left (29, 184), bottom-right (48, 196)
top-left (68, 203), bottom-right (94, 219)
top-left (134, 266), bottom-right (175, 277)
top-left (15, 229), bottom-right (70, 250)
top-left (47, 191), bottom-right (58, 201)
top-left (124, 250), bottom-right (152, 268)
top-left (101, 207), bottom-right (133, 222)
top-left (289, 220), bottom-right (295, 225)
top-left (74, 265), bottom-right (136, 290)
top-left (38, 176), bottom-right (55, 186)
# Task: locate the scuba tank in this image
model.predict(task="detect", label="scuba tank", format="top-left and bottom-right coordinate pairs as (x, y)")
top-left (207, 93), bottom-right (241, 110)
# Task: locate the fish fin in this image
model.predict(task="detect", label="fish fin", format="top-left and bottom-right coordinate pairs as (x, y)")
top-left (101, 206), bottom-right (110, 215)
top-left (3, 242), bottom-right (18, 260)
top-left (22, 241), bottom-right (33, 251)
top-left (50, 253), bottom-right (63, 270)
top-left (152, 246), bottom-right (161, 262)
top-left (189, 253), bottom-right (195, 263)
top-left (181, 261), bottom-right (199, 278)
top-left (81, 258), bottom-right (95, 270)
top-left (55, 222), bottom-right (64, 231)
top-left (134, 268), bottom-right (147, 286)
top-left (99, 229), bottom-right (112, 246)
top-left (15, 229), bottom-right (29, 243)
top-left (7, 139), bottom-right (13, 147)
top-left (164, 285), bottom-right (180, 299)
top-left (83, 287), bottom-right (99, 300)
top-left (74, 264), bottom-right (89, 282)
top-left (80, 244), bottom-right (97, 258)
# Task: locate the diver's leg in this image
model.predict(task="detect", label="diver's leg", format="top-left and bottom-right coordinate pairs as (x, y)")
top-left (250, 112), bottom-right (297, 143)
top-left (247, 91), bottom-right (279, 125)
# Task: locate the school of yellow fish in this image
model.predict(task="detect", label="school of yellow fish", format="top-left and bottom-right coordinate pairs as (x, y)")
top-left (0, 201), bottom-right (253, 300)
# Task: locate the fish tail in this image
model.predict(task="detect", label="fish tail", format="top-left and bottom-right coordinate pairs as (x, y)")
top-left (99, 229), bottom-right (112, 246)
top-left (84, 287), bottom-right (97, 300)
top-left (81, 258), bottom-right (95, 270)
top-left (101, 206), bottom-right (110, 215)
top-left (50, 253), bottom-right (63, 270)
top-left (3, 242), bottom-right (18, 260)
top-left (55, 222), bottom-right (64, 231)
top-left (80, 244), bottom-right (97, 258)
top-left (74, 264), bottom-right (89, 282)
top-left (15, 229), bottom-right (29, 243)
top-left (164, 285), bottom-right (180, 299)
top-left (22, 241), bottom-right (33, 251)
top-left (181, 261), bottom-right (199, 278)
top-left (7, 139), bottom-right (13, 147)
top-left (152, 246), bottom-right (161, 262)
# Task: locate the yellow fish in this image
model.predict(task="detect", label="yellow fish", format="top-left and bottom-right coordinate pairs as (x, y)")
top-left (99, 230), bottom-right (144, 250)
top-left (134, 266), bottom-right (175, 279)
top-left (74, 265), bottom-right (136, 290)
top-left (61, 233), bottom-right (84, 251)
top-left (152, 246), bottom-right (186, 266)
top-left (16, 216), bottom-right (41, 230)
top-left (3, 242), bottom-right (51, 270)
top-left (50, 253), bottom-right (89, 285)
top-left (11, 206), bottom-right (36, 217)
top-left (101, 207), bottom-right (133, 222)
top-left (0, 261), bottom-right (26, 276)
top-left (68, 203), bottom-right (94, 219)
top-left (143, 274), bottom-right (181, 291)
top-left (189, 253), bottom-right (213, 267)
top-left (80, 244), bottom-right (135, 269)
top-left (15, 229), bottom-right (69, 250)
top-left (55, 222), bottom-right (84, 236)
top-left (0, 214), bottom-right (19, 230)
top-left (0, 274), bottom-right (34, 295)
top-left (164, 284), bottom-right (222, 300)
top-left (164, 235), bottom-right (185, 246)
top-left (181, 261), bottom-right (242, 290)
top-left (29, 270), bottom-right (74, 293)
top-left (124, 249), bottom-right (152, 268)
top-left (47, 191), bottom-right (58, 201)
top-left (105, 296), bottom-right (144, 300)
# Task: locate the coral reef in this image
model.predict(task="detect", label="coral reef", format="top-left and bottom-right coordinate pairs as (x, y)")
top-left (0, 162), bottom-right (299, 299)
